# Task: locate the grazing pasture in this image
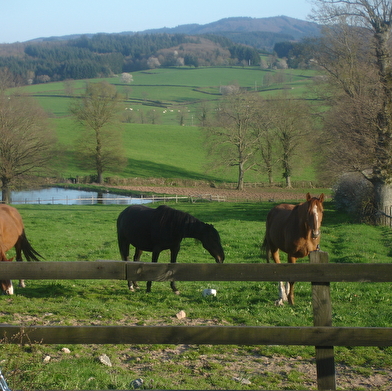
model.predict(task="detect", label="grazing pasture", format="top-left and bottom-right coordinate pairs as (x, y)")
top-left (0, 201), bottom-right (391, 390)
top-left (13, 66), bottom-right (319, 184)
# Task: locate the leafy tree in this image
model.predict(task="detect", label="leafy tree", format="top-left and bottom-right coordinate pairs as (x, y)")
top-left (69, 82), bottom-right (127, 184)
top-left (0, 92), bottom-right (56, 203)
top-left (311, 0), bottom-right (392, 224)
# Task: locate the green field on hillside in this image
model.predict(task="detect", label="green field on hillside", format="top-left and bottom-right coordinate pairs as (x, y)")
top-left (14, 66), bottom-right (320, 184)
top-left (53, 119), bottom-right (317, 183)
top-left (22, 66), bottom-right (317, 121)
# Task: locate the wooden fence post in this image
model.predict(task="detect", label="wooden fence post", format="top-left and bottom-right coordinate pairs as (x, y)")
top-left (310, 251), bottom-right (336, 390)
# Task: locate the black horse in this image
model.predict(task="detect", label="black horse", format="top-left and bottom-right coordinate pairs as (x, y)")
top-left (117, 204), bottom-right (225, 293)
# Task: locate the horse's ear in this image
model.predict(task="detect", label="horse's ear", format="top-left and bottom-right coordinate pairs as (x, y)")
top-left (306, 193), bottom-right (311, 201)
top-left (319, 193), bottom-right (325, 203)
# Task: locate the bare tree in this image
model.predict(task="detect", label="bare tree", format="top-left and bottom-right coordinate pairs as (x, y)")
top-left (311, 0), bottom-right (392, 224)
top-left (0, 68), bottom-right (16, 91)
top-left (196, 101), bottom-right (212, 127)
top-left (253, 101), bottom-right (280, 185)
top-left (205, 92), bottom-right (262, 190)
top-left (267, 97), bottom-right (313, 187)
top-left (0, 92), bottom-right (57, 203)
top-left (147, 108), bottom-right (161, 124)
top-left (63, 79), bottom-right (75, 97)
top-left (69, 81), bottom-right (127, 184)
top-left (175, 107), bottom-right (188, 126)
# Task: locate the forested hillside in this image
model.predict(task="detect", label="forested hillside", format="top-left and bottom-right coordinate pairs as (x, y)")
top-left (0, 33), bottom-right (260, 85)
top-left (0, 16), bottom-right (321, 86)
top-left (142, 16), bottom-right (320, 49)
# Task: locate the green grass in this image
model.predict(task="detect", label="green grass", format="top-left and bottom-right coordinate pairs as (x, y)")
top-left (0, 201), bottom-right (391, 390)
top-left (32, 66), bottom-right (316, 123)
top-left (52, 118), bottom-right (318, 183)
top-left (11, 66), bottom-right (320, 185)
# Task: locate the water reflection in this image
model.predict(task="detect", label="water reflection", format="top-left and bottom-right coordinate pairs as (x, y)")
top-left (10, 187), bottom-right (152, 205)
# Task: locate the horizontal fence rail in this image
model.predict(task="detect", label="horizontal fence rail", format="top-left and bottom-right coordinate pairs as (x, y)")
top-left (0, 261), bottom-right (391, 282)
top-left (1, 325), bottom-right (391, 347)
top-left (0, 254), bottom-right (391, 390)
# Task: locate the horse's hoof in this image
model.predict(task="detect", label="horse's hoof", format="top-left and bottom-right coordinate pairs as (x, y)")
top-left (274, 299), bottom-right (284, 306)
top-left (174, 290), bottom-right (180, 295)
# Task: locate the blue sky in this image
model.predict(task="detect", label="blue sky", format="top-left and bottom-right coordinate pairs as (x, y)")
top-left (2, 0), bottom-right (313, 43)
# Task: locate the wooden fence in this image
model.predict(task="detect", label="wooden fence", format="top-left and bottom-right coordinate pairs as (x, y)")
top-left (0, 251), bottom-right (391, 391)
top-left (8, 194), bottom-right (226, 205)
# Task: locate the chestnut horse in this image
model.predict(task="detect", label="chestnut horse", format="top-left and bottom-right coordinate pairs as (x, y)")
top-left (117, 204), bottom-right (225, 293)
top-left (261, 193), bottom-right (325, 305)
top-left (0, 204), bottom-right (43, 294)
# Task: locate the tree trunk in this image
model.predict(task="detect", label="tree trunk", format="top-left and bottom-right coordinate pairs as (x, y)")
top-left (373, 25), bottom-right (392, 225)
top-left (1, 178), bottom-right (11, 204)
top-left (237, 162), bottom-right (245, 191)
top-left (267, 167), bottom-right (273, 185)
top-left (95, 130), bottom-right (104, 184)
top-left (282, 151), bottom-right (292, 188)
top-left (373, 181), bottom-right (392, 226)
top-left (97, 172), bottom-right (104, 184)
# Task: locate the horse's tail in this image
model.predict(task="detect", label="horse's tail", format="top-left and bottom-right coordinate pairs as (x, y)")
top-left (20, 230), bottom-right (43, 261)
top-left (260, 234), bottom-right (271, 263)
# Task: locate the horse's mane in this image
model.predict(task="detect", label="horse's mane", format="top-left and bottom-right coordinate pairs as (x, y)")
top-left (154, 205), bottom-right (201, 236)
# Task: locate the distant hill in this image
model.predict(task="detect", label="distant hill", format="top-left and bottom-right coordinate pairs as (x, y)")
top-left (140, 16), bottom-right (319, 41)
top-left (0, 15), bottom-right (320, 84)
top-left (31, 16), bottom-right (320, 51)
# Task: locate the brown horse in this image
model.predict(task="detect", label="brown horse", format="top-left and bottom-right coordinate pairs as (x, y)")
top-left (261, 193), bottom-right (325, 305)
top-left (0, 204), bottom-right (42, 294)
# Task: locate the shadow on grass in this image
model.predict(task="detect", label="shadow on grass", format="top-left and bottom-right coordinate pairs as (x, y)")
top-left (16, 282), bottom-right (77, 298)
top-left (124, 158), bottom-right (223, 182)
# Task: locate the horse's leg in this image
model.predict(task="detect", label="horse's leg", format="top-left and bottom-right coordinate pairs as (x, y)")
top-left (14, 239), bottom-right (25, 288)
top-left (271, 249), bottom-right (287, 306)
top-left (276, 281), bottom-right (289, 306)
top-left (118, 238), bottom-right (134, 290)
top-left (169, 244), bottom-right (181, 295)
top-left (287, 256), bottom-right (297, 305)
top-left (146, 251), bottom-right (160, 293)
top-left (128, 248), bottom-right (142, 291)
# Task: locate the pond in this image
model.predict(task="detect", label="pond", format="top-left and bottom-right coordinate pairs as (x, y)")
top-left (10, 187), bottom-right (153, 205)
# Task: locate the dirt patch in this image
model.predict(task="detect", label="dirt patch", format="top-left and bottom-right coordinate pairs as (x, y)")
top-left (10, 314), bottom-right (391, 390)
top-left (112, 184), bottom-right (321, 202)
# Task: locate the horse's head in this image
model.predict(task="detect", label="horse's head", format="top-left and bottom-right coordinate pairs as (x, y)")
top-left (0, 255), bottom-right (14, 295)
top-left (1, 280), bottom-right (13, 295)
top-left (306, 193), bottom-right (325, 240)
top-left (201, 224), bottom-right (225, 263)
